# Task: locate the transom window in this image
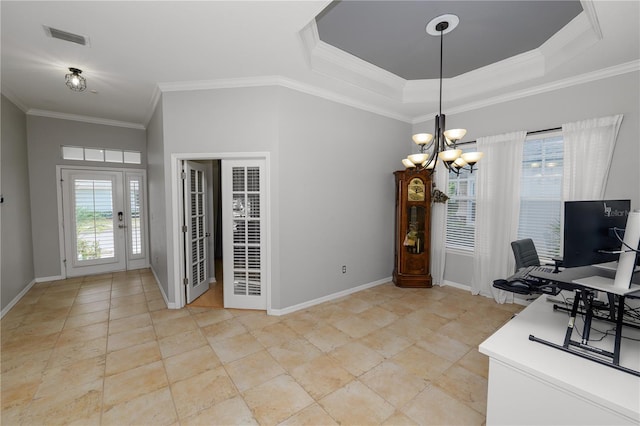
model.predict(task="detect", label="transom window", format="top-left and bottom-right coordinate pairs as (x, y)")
top-left (62, 145), bottom-right (141, 165)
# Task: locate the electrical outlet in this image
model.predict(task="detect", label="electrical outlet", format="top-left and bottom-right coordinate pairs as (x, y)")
top-left (342, 265), bottom-right (347, 274)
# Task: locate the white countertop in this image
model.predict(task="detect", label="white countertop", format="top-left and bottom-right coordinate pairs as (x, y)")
top-left (479, 292), bottom-right (640, 421)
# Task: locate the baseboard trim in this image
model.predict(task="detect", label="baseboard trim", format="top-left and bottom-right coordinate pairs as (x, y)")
top-left (150, 267), bottom-right (179, 309)
top-left (268, 277), bottom-right (392, 316)
top-left (442, 280), bottom-right (472, 291)
top-left (1, 279), bottom-right (36, 319)
top-left (35, 275), bottom-right (64, 283)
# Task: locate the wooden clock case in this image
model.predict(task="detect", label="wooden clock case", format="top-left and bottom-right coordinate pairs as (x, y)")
top-left (392, 168), bottom-right (433, 288)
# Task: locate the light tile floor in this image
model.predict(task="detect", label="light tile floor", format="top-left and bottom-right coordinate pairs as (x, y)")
top-left (1, 269), bottom-right (523, 425)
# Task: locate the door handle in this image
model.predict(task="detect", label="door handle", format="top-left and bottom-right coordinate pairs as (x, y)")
top-left (118, 224), bottom-right (127, 229)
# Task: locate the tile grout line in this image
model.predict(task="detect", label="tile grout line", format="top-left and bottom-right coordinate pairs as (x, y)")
top-left (98, 274), bottom-right (114, 426)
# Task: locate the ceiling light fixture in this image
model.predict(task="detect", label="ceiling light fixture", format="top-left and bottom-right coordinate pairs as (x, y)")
top-left (403, 14), bottom-right (483, 174)
top-left (65, 67), bottom-right (86, 92)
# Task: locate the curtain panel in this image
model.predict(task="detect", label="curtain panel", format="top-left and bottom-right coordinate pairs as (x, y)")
top-left (430, 166), bottom-right (449, 286)
top-left (562, 114), bottom-right (623, 201)
top-left (473, 131), bottom-right (527, 302)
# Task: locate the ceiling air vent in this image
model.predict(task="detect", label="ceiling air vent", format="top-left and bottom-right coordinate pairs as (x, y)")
top-left (43, 26), bottom-right (88, 46)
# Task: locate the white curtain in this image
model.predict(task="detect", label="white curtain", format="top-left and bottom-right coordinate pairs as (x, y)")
top-left (473, 131), bottom-right (526, 302)
top-left (562, 114), bottom-right (623, 201)
top-left (430, 166), bottom-right (449, 286)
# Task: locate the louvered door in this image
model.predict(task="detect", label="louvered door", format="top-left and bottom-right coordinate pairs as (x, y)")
top-left (183, 161), bottom-right (209, 303)
top-left (222, 159), bottom-right (266, 310)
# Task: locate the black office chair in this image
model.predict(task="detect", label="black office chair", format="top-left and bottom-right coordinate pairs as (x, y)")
top-left (511, 238), bottom-right (540, 272)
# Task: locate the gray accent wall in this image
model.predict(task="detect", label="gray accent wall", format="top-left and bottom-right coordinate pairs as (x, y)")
top-left (1, 95), bottom-right (35, 313)
top-left (26, 116), bottom-right (147, 279)
top-left (159, 86), bottom-right (410, 309)
top-left (413, 71), bottom-right (640, 288)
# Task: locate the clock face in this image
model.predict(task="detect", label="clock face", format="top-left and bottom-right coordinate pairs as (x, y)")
top-left (408, 178), bottom-right (425, 201)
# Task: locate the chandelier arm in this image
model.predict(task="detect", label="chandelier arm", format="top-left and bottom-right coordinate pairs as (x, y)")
top-left (423, 138), bottom-right (439, 173)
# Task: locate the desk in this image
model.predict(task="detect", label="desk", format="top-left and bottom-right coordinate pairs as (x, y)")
top-left (530, 265), bottom-right (640, 375)
top-left (529, 264), bottom-right (640, 296)
top-left (479, 294), bottom-right (640, 425)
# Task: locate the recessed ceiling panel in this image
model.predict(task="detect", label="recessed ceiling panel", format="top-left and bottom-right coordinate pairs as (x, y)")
top-left (316, 1), bottom-right (583, 80)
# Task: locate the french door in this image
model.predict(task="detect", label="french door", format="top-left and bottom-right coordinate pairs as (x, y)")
top-left (222, 159), bottom-right (266, 310)
top-left (61, 168), bottom-right (147, 277)
top-left (183, 161), bottom-right (209, 304)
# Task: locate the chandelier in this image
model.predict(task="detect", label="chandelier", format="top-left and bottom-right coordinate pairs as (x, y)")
top-left (403, 14), bottom-right (483, 174)
top-left (65, 67), bottom-right (87, 92)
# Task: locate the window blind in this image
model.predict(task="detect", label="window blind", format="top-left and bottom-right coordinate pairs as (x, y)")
top-left (446, 147), bottom-right (477, 251)
top-left (517, 132), bottom-right (563, 261)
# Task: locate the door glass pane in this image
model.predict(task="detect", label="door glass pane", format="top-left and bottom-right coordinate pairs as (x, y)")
top-left (187, 164), bottom-right (207, 290)
top-left (84, 148), bottom-right (104, 162)
top-left (405, 205), bottom-right (425, 254)
top-left (62, 146), bottom-right (84, 160)
top-left (129, 178), bottom-right (142, 255)
top-left (105, 150), bottom-right (123, 163)
top-left (231, 166), bottom-right (262, 297)
top-left (74, 179), bottom-right (115, 261)
top-left (123, 151), bottom-right (141, 164)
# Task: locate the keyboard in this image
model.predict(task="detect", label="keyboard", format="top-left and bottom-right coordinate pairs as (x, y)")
top-left (510, 265), bottom-right (554, 283)
top-left (504, 266), bottom-right (561, 295)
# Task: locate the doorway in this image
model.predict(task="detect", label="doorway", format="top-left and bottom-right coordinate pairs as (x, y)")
top-left (173, 154), bottom-right (269, 311)
top-left (60, 167), bottom-right (148, 277)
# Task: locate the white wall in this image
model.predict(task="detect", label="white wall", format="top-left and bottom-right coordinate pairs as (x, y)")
top-left (160, 86), bottom-right (410, 309)
top-left (1, 95), bottom-right (35, 313)
top-left (413, 71), bottom-right (640, 288)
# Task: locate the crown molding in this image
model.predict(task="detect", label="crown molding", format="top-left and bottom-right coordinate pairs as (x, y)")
top-left (275, 76), bottom-right (412, 123)
top-left (144, 84), bottom-right (163, 126)
top-left (580, 0), bottom-right (603, 40)
top-left (539, 9), bottom-right (600, 72)
top-left (1, 88), bottom-right (29, 112)
top-left (22, 60), bottom-right (638, 131)
top-left (158, 75), bottom-right (413, 123)
top-left (158, 75), bottom-right (281, 92)
top-left (299, 20), bottom-right (405, 101)
top-left (300, 7), bottom-right (608, 109)
top-left (27, 109), bottom-right (145, 130)
top-left (404, 49), bottom-right (545, 104)
top-left (413, 60), bottom-right (640, 123)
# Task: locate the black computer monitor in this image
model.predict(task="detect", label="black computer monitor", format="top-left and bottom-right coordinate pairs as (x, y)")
top-left (562, 200), bottom-right (631, 268)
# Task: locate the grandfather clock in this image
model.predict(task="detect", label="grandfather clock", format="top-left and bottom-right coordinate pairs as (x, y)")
top-left (393, 169), bottom-right (432, 288)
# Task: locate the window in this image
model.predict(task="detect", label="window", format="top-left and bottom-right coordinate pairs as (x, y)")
top-left (444, 133), bottom-right (564, 258)
top-left (61, 145), bottom-right (141, 165)
top-left (446, 146), bottom-right (477, 251)
top-left (517, 132), bottom-right (563, 261)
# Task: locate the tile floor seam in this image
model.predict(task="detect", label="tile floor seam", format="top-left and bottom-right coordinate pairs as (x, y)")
top-left (194, 308), bottom-right (247, 419)
top-left (162, 357), bottom-right (184, 423)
